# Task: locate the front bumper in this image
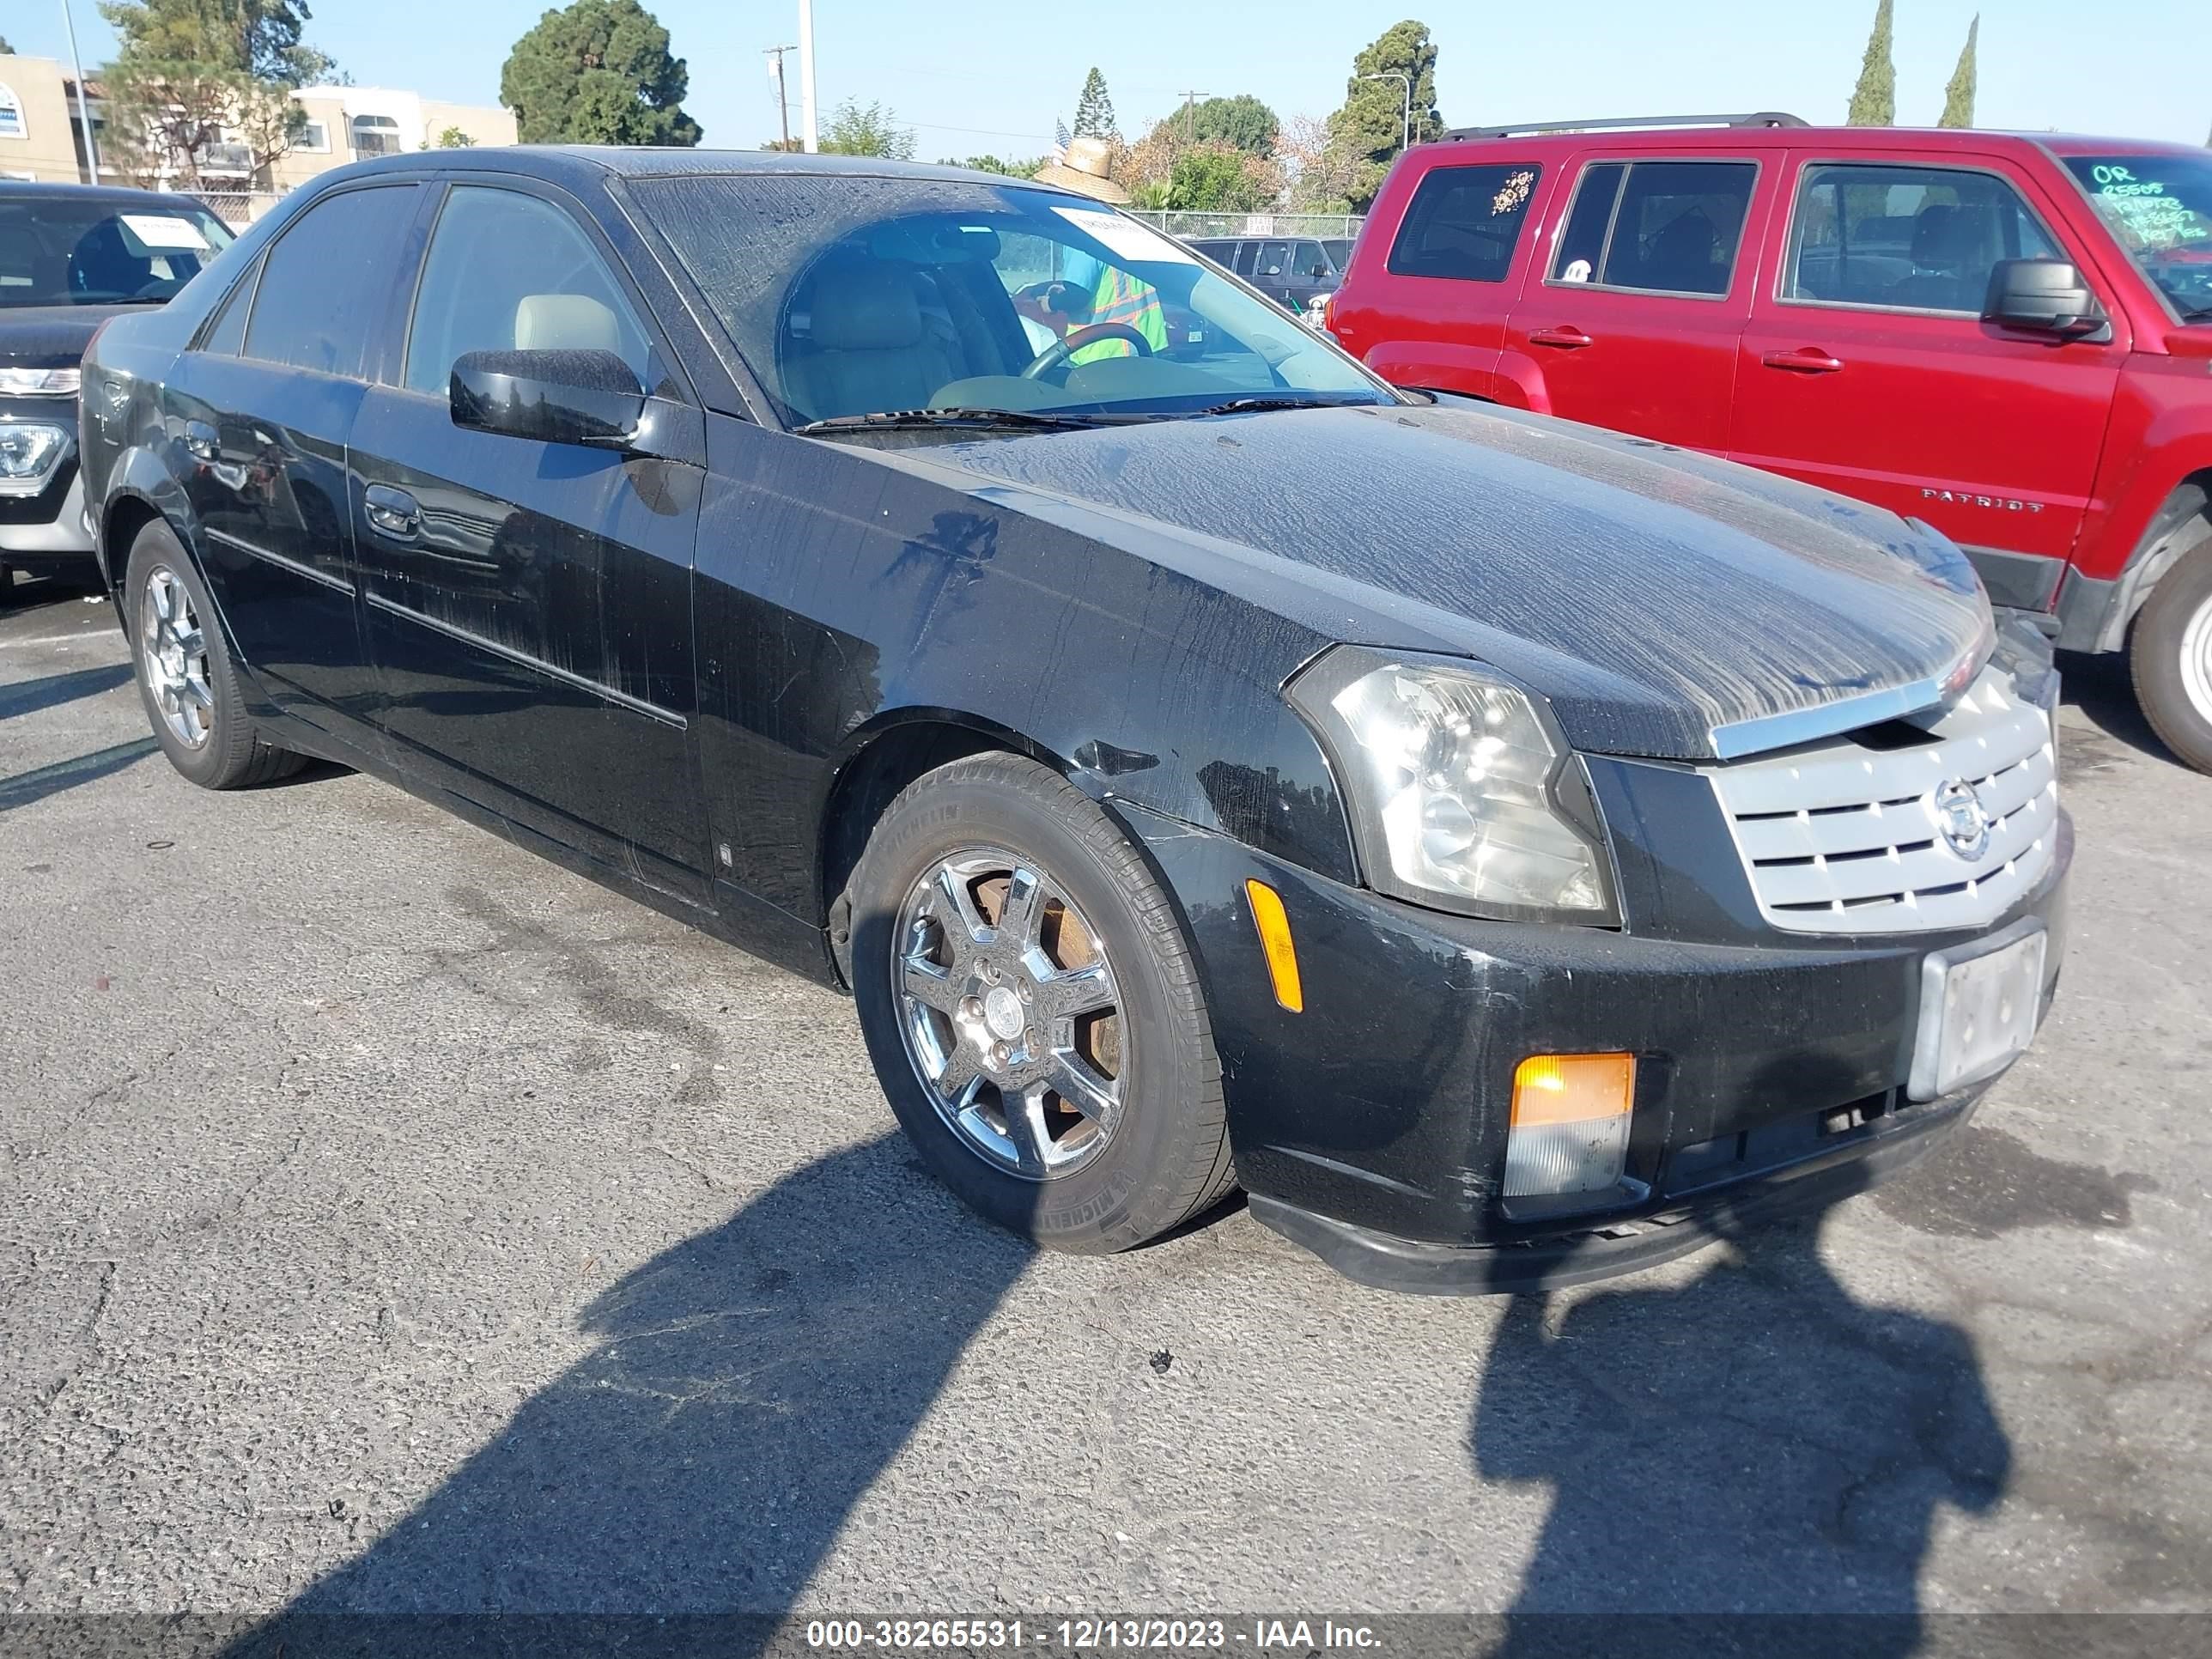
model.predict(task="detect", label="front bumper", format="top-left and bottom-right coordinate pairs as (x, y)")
top-left (1121, 799), bottom-right (2071, 1293)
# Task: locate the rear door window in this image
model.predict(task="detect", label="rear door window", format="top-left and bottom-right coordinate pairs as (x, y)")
top-left (1549, 160), bottom-right (1758, 296)
top-left (1784, 162), bottom-right (2063, 314)
top-left (1230, 242), bottom-right (1259, 276)
top-left (244, 185), bottom-right (419, 377)
top-left (1254, 240), bottom-right (1292, 279)
top-left (1387, 162), bottom-right (1542, 282)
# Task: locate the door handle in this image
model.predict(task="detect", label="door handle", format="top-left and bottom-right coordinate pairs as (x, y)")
top-left (183, 420), bottom-right (217, 462)
top-left (364, 483), bottom-right (422, 541)
top-left (1761, 347), bottom-right (1845, 374)
top-left (1528, 325), bottom-right (1594, 350)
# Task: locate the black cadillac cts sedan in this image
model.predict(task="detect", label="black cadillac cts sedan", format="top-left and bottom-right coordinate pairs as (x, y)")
top-left (78, 149), bottom-right (2069, 1291)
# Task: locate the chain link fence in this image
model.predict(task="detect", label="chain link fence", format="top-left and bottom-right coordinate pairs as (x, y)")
top-left (1125, 210), bottom-right (1365, 241)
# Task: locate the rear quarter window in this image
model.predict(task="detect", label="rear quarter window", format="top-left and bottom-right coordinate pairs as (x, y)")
top-left (1386, 162), bottom-right (1541, 282)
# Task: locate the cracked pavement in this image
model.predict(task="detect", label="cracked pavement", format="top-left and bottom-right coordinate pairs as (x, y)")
top-left (2, 569), bottom-right (2209, 1627)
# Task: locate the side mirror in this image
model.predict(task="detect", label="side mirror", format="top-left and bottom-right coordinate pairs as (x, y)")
top-left (449, 348), bottom-right (646, 449)
top-left (1983, 259), bottom-right (2107, 339)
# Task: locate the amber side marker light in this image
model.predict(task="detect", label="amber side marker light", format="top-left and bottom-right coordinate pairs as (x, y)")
top-left (1245, 879), bottom-right (1304, 1013)
top-left (1505, 1053), bottom-right (1637, 1200)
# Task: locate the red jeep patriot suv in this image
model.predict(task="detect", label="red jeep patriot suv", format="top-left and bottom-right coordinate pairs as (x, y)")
top-left (1328, 113), bottom-right (2212, 769)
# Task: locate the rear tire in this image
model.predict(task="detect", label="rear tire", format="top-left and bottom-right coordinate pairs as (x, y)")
top-left (848, 751), bottom-right (1234, 1254)
top-left (124, 520), bottom-right (307, 790)
top-left (2130, 535), bottom-right (2212, 775)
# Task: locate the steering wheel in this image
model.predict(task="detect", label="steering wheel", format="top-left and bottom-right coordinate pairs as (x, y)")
top-left (1020, 322), bottom-right (1155, 380)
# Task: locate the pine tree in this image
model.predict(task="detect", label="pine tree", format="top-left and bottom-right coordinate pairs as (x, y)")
top-left (1072, 68), bottom-right (1115, 139)
top-left (1938, 15), bottom-right (1978, 129)
top-left (1845, 0), bottom-right (1895, 127)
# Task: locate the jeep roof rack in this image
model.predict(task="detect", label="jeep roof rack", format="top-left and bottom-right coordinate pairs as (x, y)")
top-left (1443, 112), bottom-right (1809, 140)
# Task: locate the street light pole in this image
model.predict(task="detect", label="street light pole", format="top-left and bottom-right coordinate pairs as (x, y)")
top-left (1359, 70), bottom-right (1414, 155)
top-left (59, 0), bottom-right (101, 183)
top-left (797, 0), bottom-right (818, 154)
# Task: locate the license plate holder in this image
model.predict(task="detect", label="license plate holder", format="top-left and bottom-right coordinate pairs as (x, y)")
top-left (1909, 921), bottom-right (2047, 1102)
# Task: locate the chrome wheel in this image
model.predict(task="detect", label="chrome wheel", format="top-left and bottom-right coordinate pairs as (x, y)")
top-left (140, 564), bottom-right (213, 750)
top-left (892, 848), bottom-right (1126, 1181)
top-left (2183, 592), bottom-right (2212, 725)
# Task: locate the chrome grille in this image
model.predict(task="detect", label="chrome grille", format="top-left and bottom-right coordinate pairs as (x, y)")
top-left (1707, 668), bottom-right (2058, 936)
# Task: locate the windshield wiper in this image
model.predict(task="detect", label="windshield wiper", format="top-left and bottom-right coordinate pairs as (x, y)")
top-left (793, 406), bottom-right (1122, 434)
top-left (1174, 394), bottom-right (1389, 418)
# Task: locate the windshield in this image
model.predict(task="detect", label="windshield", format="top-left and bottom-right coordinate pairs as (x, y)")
top-left (2065, 155), bottom-right (2212, 319)
top-left (635, 173), bottom-right (1399, 428)
top-left (0, 195), bottom-right (235, 309)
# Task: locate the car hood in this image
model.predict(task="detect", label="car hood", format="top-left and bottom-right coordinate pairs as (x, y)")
top-left (0, 304), bottom-right (143, 368)
top-left (914, 401), bottom-right (1992, 762)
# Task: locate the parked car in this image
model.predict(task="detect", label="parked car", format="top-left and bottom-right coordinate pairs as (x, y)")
top-left (1188, 234), bottom-right (1348, 314)
top-left (1328, 113), bottom-right (2212, 770)
top-left (0, 181), bottom-right (235, 600)
top-left (81, 149), bottom-right (2067, 1291)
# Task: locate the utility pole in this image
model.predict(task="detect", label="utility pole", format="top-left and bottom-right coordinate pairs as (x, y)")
top-left (763, 44), bottom-right (795, 149)
top-left (59, 0), bottom-right (101, 183)
top-left (797, 0), bottom-right (818, 154)
top-left (1179, 89), bottom-right (1209, 145)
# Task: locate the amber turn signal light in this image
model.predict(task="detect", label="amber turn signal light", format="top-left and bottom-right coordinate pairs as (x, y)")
top-left (1245, 878), bottom-right (1304, 1013)
top-left (1505, 1053), bottom-right (1636, 1200)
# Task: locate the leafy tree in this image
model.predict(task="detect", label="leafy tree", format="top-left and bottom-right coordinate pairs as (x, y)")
top-left (1188, 94), bottom-right (1279, 157)
top-left (1073, 67), bottom-right (1115, 139)
top-left (819, 99), bottom-right (914, 161)
top-left (0, 36), bottom-right (13, 54)
top-left (1325, 19), bottom-right (1442, 210)
top-left (1846, 0), bottom-right (1895, 127)
top-left (1168, 143), bottom-right (1267, 213)
top-left (1938, 14), bottom-right (1978, 129)
top-left (430, 125), bottom-right (477, 148)
top-left (939, 154), bottom-right (1040, 178)
top-left (500, 0), bottom-right (700, 147)
top-left (97, 0), bottom-right (337, 189)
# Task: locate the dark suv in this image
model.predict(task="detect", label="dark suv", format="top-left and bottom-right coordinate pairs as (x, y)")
top-left (80, 149), bottom-right (2065, 1291)
top-left (1188, 234), bottom-right (1351, 313)
top-left (1329, 114), bottom-right (2212, 769)
top-left (0, 182), bottom-right (234, 599)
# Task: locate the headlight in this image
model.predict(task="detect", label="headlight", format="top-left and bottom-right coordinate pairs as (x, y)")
top-left (1288, 647), bottom-right (1617, 923)
top-left (0, 422), bottom-right (70, 493)
top-left (0, 367), bottom-right (82, 397)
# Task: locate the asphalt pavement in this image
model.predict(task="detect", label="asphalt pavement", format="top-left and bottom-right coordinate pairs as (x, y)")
top-left (2, 565), bottom-right (2208, 1641)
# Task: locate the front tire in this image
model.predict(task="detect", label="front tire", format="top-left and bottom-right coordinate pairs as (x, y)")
top-left (2131, 534), bottom-right (2212, 775)
top-left (849, 752), bottom-right (1234, 1253)
top-left (124, 520), bottom-right (306, 789)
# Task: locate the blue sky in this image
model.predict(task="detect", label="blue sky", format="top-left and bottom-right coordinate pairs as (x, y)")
top-left (10, 1), bottom-right (2207, 150)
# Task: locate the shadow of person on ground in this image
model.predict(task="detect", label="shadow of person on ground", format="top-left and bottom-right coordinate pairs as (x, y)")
top-left (227, 1133), bottom-right (1035, 1657)
top-left (1471, 1194), bottom-right (2009, 1659)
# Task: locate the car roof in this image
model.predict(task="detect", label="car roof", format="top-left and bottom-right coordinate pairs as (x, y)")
top-left (334, 143), bottom-right (1100, 199)
top-left (0, 179), bottom-right (223, 210)
top-left (1410, 125), bottom-right (2206, 162)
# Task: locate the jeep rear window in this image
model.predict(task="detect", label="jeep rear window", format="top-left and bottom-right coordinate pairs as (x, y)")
top-left (1548, 161), bottom-right (1757, 297)
top-left (2066, 155), bottom-right (2212, 322)
top-left (1386, 163), bottom-right (1540, 282)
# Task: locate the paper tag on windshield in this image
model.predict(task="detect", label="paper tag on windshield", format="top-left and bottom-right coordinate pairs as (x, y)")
top-left (119, 214), bottom-right (211, 252)
top-left (1050, 205), bottom-right (1193, 264)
